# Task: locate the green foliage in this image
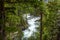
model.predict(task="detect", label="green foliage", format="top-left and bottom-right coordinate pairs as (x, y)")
top-left (2, 0), bottom-right (60, 40)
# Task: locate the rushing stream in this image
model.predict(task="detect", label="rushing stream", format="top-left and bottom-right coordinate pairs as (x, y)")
top-left (22, 14), bottom-right (40, 40)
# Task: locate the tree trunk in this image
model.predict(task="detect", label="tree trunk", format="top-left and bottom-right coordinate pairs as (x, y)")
top-left (40, 12), bottom-right (43, 40)
top-left (40, 0), bottom-right (43, 40)
top-left (0, 0), bottom-right (6, 40)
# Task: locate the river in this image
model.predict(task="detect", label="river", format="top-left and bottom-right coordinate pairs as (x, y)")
top-left (22, 14), bottom-right (40, 40)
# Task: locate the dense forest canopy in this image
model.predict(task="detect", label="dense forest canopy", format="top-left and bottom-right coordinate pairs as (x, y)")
top-left (0, 0), bottom-right (60, 40)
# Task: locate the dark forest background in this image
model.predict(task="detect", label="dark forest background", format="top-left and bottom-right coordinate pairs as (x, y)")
top-left (0, 0), bottom-right (60, 40)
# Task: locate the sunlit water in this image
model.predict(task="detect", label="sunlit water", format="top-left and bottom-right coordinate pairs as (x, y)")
top-left (22, 14), bottom-right (40, 40)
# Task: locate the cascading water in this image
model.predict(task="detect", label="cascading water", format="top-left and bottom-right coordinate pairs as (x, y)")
top-left (22, 14), bottom-right (40, 40)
